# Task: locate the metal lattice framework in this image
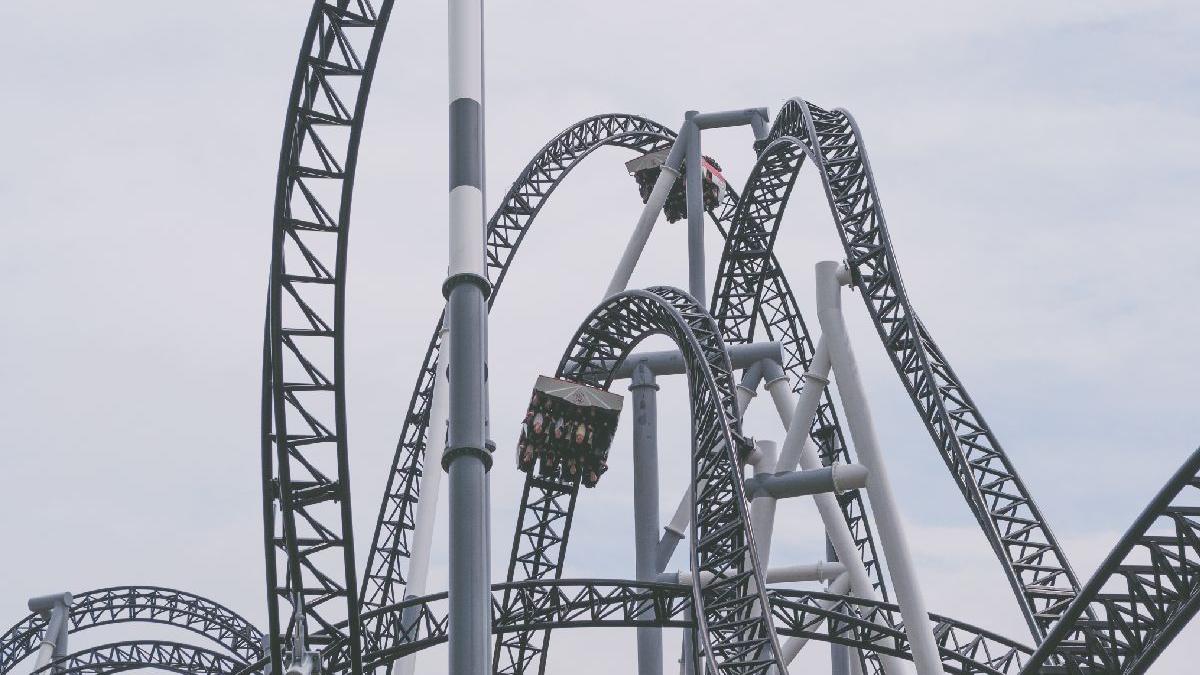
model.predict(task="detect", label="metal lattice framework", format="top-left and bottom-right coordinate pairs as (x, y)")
top-left (33, 640), bottom-right (252, 675)
top-left (0, 586), bottom-right (262, 675)
top-left (495, 287), bottom-right (786, 675)
top-left (709, 97), bottom-right (1084, 640)
top-left (260, 2), bottom-right (395, 674)
top-left (238, 581), bottom-right (1032, 675)
top-left (1022, 446), bottom-right (1200, 675)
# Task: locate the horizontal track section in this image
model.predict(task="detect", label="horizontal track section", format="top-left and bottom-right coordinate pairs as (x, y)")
top-left (240, 581), bottom-right (1032, 675)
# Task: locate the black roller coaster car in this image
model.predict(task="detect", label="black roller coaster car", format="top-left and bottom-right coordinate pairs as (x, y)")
top-left (626, 148), bottom-right (728, 223)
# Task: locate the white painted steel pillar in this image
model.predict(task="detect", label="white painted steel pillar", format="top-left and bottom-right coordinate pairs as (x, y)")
top-left (815, 261), bottom-right (944, 675)
top-left (773, 338), bottom-right (911, 675)
top-left (393, 326), bottom-right (450, 675)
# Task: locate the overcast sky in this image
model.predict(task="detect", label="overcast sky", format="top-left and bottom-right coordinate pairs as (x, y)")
top-left (2, 2), bottom-right (1199, 673)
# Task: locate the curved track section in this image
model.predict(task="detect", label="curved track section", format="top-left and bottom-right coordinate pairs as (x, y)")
top-left (359, 115), bottom-right (678, 627)
top-left (34, 641), bottom-right (251, 675)
top-left (495, 288), bottom-right (785, 675)
top-left (714, 97), bottom-right (1082, 638)
top-left (357, 581), bottom-right (1031, 675)
top-left (261, 2), bottom-right (396, 672)
top-left (710, 122), bottom-right (888, 598)
top-left (359, 112), bottom-right (883, 645)
top-left (1022, 446), bottom-right (1200, 675)
top-left (0, 586), bottom-right (262, 675)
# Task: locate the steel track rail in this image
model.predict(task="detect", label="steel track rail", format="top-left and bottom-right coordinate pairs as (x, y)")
top-left (1021, 446), bottom-right (1200, 675)
top-left (32, 640), bottom-right (250, 675)
top-left (0, 586), bottom-right (262, 675)
top-left (712, 96), bottom-right (1083, 639)
top-left (262, 2), bottom-right (395, 673)
top-left (359, 115), bottom-right (680, 629)
top-left (494, 288), bottom-right (786, 675)
top-left (361, 113), bottom-right (886, 654)
top-left (710, 119), bottom-right (888, 600)
top-left (237, 580), bottom-right (1032, 675)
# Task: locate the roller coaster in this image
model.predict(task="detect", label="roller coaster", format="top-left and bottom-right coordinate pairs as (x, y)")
top-left (5, 2), bottom-right (1199, 675)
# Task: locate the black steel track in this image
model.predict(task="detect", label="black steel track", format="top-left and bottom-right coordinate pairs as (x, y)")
top-left (495, 287), bottom-right (786, 675)
top-left (710, 97), bottom-right (1084, 640)
top-left (237, 580), bottom-right (1033, 675)
top-left (33, 640), bottom-right (250, 675)
top-left (359, 115), bottom-right (679, 629)
top-left (709, 120), bottom-right (887, 600)
top-left (261, 2), bottom-right (395, 674)
top-left (0, 586), bottom-right (262, 675)
top-left (1021, 446), bottom-right (1200, 675)
top-left (358, 112), bottom-right (884, 653)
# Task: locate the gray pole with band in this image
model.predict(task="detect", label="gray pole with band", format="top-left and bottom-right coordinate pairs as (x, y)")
top-left (444, 1), bottom-right (492, 674)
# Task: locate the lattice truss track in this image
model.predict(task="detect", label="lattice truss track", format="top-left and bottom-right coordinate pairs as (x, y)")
top-left (6, 2), bottom-right (1199, 672)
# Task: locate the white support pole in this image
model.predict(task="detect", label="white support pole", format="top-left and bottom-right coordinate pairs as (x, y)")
top-left (761, 360), bottom-right (794, 430)
top-left (779, 572), bottom-right (852, 665)
top-left (815, 261), bottom-right (945, 675)
top-left (393, 327), bottom-right (450, 675)
top-left (772, 339), bottom-right (912, 675)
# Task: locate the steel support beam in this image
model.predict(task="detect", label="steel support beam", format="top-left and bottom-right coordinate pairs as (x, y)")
top-left (816, 261), bottom-right (944, 675)
top-left (630, 364), bottom-right (663, 675)
top-left (684, 112), bottom-right (705, 301)
top-left (609, 342), bottom-right (782, 380)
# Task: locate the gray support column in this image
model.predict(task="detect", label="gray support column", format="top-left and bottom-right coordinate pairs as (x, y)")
top-left (815, 261), bottom-right (944, 675)
top-left (28, 593), bottom-right (72, 673)
top-left (630, 363), bottom-right (663, 675)
top-left (684, 112), bottom-right (705, 301)
top-left (444, 1), bottom-right (491, 674)
top-left (828, 538), bottom-right (850, 675)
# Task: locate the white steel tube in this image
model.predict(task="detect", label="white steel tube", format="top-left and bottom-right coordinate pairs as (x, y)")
top-left (761, 360), bottom-right (794, 427)
top-left (393, 328), bottom-right (450, 675)
top-left (772, 340), bottom-right (912, 675)
top-left (749, 439), bottom-right (779, 565)
top-left (780, 571), bottom-right (852, 664)
top-left (815, 261), bottom-right (945, 675)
